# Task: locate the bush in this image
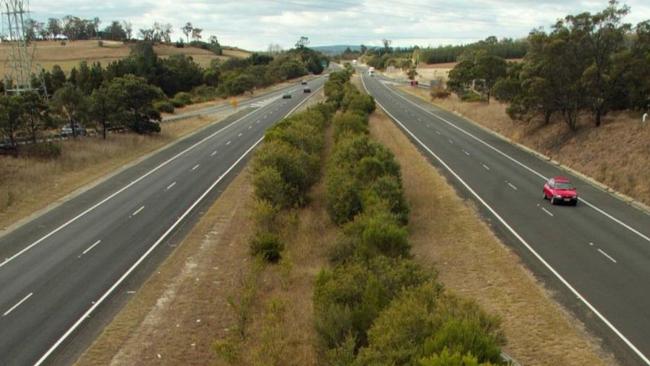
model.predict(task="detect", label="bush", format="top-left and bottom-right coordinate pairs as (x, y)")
top-left (460, 92), bottom-right (484, 103)
top-left (332, 112), bottom-right (368, 140)
top-left (154, 100), bottom-right (175, 113)
top-left (431, 88), bottom-right (451, 99)
top-left (250, 231), bottom-right (284, 263)
top-left (356, 284), bottom-right (503, 365)
top-left (314, 257), bottom-right (432, 350)
top-left (172, 91), bottom-right (193, 107)
top-left (420, 348), bottom-right (496, 366)
top-left (326, 167), bottom-right (363, 225)
top-left (342, 211), bottom-right (410, 260)
top-left (252, 166), bottom-right (294, 208)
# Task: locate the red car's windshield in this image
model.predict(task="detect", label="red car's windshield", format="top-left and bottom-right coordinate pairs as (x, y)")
top-left (555, 182), bottom-right (574, 190)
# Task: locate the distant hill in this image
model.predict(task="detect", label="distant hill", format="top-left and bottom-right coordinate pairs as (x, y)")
top-left (311, 45), bottom-right (377, 56)
top-left (0, 40), bottom-right (252, 77)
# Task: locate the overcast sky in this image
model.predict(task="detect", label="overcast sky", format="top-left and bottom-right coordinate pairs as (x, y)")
top-left (27, 0), bottom-right (650, 51)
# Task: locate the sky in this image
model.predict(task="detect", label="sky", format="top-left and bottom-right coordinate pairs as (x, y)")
top-left (25, 0), bottom-right (650, 51)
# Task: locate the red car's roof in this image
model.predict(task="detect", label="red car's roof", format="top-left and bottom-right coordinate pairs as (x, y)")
top-left (553, 176), bottom-right (570, 182)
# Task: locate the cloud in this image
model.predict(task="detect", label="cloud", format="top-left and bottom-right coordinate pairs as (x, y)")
top-left (24, 0), bottom-right (650, 50)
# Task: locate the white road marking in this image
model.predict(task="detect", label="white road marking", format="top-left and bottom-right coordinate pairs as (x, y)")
top-left (598, 249), bottom-right (617, 263)
top-left (448, 139), bottom-right (454, 144)
top-left (256, 120), bottom-right (260, 124)
top-left (463, 150), bottom-right (470, 156)
top-left (435, 130), bottom-right (441, 135)
top-left (381, 79), bottom-right (650, 245)
top-left (33, 80), bottom-right (326, 366)
top-left (363, 75), bottom-right (650, 366)
top-left (132, 206), bottom-right (145, 217)
top-left (210, 150), bottom-right (217, 157)
top-left (192, 164), bottom-right (200, 171)
top-left (589, 242), bottom-right (595, 246)
top-left (3, 293), bottom-right (33, 317)
top-left (81, 240), bottom-right (102, 256)
top-left (507, 182), bottom-right (518, 191)
top-left (238, 133), bottom-right (242, 137)
top-left (166, 182), bottom-right (176, 190)
top-left (541, 207), bottom-right (554, 217)
top-left (248, 125), bottom-right (252, 129)
top-left (482, 164), bottom-right (490, 171)
top-left (226, 140), bottom-right (231, 145)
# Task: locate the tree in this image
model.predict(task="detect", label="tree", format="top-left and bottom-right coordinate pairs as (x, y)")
top-left (21, 91), bottom-right (49, 143)
top-left (47, 18), bottom-right (61, 39)
top-left (50, 83), bottom-right (88, 138)
top-left (0, 94), bottom-right (24, 150)
top-left (474, 53), bottom-right (507, 102)
top-left (122, 21), bottom-right (133, 40)
top-left (182, 22), bottom-right (193, 43)
top-left (382, 39), bottom-right (392, 54)
top-left (90, 85), bottom-right (112, 139)
top-left (104, 75), bottom-right (164, 134)
top-left (50, 65), bottom-right (67, 93)
top-left (191, 27), bottom-right (202, 41)
top-left (295, 36), bottom-right (309, 49)
top-left (360, 44), bottom-right (368, 54)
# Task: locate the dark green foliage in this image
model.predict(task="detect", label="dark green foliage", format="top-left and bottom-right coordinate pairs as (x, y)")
top-left (340, 211), bottom-right (410, 261)
top-left (419, 36), bottom-right (528, 64)
top-left (249, 231), bottom-right (284, 263)
top-left (103, 75), bottom-right (164, 134)
top-left (355, 283), bottom-right (504, 365)
top-left (314, 257), bottom-right (433, 350)
top-left (153, 100), bottom-right (175, 113)
top-left (172, 91), bottom-right (193, 107)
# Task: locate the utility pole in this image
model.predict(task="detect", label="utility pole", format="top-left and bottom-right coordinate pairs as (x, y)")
top-left (1, 0), bottom-right (46, 96)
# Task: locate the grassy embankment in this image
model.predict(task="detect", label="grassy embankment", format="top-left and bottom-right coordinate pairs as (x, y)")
top-left (0, 40), bottom-right (250, 75)
top-left (397, 85), bottom-right (650, 208)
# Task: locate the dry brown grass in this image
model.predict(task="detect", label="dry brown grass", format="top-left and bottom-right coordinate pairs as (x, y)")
top-left (400, 86), bottom-right (650, 207)
top-left (0, 113), bottom-right (229, 232)
top-left (0, 40), bottom-right (248, 75)
top-left (367, 106), bottom-right (619, 366)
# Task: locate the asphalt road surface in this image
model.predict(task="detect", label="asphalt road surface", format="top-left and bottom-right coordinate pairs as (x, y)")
top-left (360, 69), bottom-right (650, 366)
top-left (0, 75), bottom-right (326, 366)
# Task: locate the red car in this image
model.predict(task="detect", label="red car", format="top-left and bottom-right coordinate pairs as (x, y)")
top-left (543, 176), bottom-right (578, 205)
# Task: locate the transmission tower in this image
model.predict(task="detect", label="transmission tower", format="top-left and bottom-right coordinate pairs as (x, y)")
top-left (1, 0), bottom-right (42, 95)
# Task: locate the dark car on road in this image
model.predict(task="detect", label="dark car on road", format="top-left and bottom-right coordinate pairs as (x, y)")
top-left (301, 80), bottom-right (307, 85)
top-left (282, 92), bottom-right (292, 99)
top-left (543, 176), bottom-right (578, 205)
top-left (303, 87), bottom-right (311, 93)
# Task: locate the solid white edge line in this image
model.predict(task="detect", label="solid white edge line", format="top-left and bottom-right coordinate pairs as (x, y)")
top-left (598, 248), bottom-right (618, 263)
top-left (3, 292), bottom-right (33, 317)
top-left (383, 80), bottom-right (650, 244)
top-left (33, 77), bottom-right (325, 366)
top-left (361, 75), bottom-right (650, 366)
top-left (81, 240), bottom-right (102, 256)
top-left (0, 105), bottom-right (266, 269)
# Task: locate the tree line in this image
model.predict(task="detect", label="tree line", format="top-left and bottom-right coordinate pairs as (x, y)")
top-left (447, 1), bottom-right (650, 130)
top-left (0, 40), bottom-right (329, 152)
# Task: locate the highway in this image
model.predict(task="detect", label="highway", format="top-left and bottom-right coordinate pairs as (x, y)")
top-left (360, 69), bottom-right (650, 366)
top-left (0, 75), bottom-right (326, 366)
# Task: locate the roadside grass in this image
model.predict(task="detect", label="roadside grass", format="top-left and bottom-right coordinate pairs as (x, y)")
top-left (367, 104), bottom-right (619, 366)
top-left (0, 112), bottom-right (228, 232)
top-left (399, 86), bottom-right (650, 207)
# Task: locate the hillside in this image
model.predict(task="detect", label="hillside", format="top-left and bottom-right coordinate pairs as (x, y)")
top-left (0, 40), bottom-right (251, 76)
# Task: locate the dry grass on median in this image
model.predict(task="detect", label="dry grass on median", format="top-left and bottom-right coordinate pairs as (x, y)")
top-left (0, 113), bottom-right (228, 232)
top-left (368, 106), bottom-right (619, 366)
top-left (399, 86), bottom-right (650, 208)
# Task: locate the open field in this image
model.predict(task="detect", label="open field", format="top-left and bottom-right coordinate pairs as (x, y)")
top-left (399, 86), bottom-right (650, 207)
top-left (367, 105), bottom-right (618, 366)
top-left (0, 40), bottom-right (251, 76)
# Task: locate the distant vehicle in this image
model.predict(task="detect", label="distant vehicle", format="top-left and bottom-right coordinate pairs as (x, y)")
top-left (60, 123), bottom-right (87, 137)
top-left (368, 66), bottom-right (375, 76)
top-left (410, 80), bottom-right (419, 86)
top-left (543, 176), bottom-right (578, 205)
top-left (303, 87), bottom-right (311, 93)
top-left (282, 93), bottom-right (292, 99)
top-left (301, 80), bottom-right (307, 85)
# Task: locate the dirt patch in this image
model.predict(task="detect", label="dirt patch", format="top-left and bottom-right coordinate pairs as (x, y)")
top-left (75, 164), bottom-right (255, 366)
top-left (367, 106), bottom-right (619, 366)
top-left (399, 86), bottom-right (650, 208)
